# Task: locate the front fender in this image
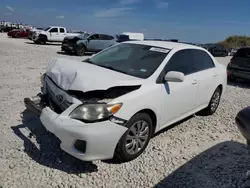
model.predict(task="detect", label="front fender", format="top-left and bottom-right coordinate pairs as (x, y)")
top-left (76, 40), bottom-right (87, 46)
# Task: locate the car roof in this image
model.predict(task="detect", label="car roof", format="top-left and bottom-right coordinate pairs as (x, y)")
top-left (124, 40), bottom-right (204, 50)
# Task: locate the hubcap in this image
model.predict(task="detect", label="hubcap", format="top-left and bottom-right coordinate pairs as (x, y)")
top-left (125, 120), bottom-right (149, 155)
top-left (211, 91), bottom-right (220, 112)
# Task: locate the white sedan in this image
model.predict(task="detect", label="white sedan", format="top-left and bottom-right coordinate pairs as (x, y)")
top-left (24, 41), bottom-right (227, 162)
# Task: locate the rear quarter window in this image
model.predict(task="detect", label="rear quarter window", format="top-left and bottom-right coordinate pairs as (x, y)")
top-left (192, 49), bottom-right (215, 72)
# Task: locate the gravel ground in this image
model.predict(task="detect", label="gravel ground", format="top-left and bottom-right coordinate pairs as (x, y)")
top-left (0, 33), bottom-right (250, 188)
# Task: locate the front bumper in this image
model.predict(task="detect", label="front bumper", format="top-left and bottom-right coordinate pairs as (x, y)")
top-left (61, 44), bottom-right (75, 52)
top-left (24, 95), bottom-right (128, 161)
top-left (236, 106), bottom-right (250, 141)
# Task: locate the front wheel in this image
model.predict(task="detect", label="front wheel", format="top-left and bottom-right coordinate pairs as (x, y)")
top-left (115, 113), bottom-right (153, 162)
top-left (199, 87), bottom-right (222, 116)
top-left (75, 45), bottom-right (86, 56)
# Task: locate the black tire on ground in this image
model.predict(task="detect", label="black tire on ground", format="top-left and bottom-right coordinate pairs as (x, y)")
top-left (115, 113), bottom-right (153, 162)
top-left (34, 39), bottom-right (41, 44)
top-left (14, 33), bottom-right (20, 38)
top-left (199, 87), bottom-right (222, 116)
top-left (40, 37), bottom-right (46, 45)
top-left (75, 44), bottom-right (86, 56)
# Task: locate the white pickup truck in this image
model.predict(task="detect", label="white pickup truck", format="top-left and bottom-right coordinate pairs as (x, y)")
top-left (32, 26), bottom-right (80, 44)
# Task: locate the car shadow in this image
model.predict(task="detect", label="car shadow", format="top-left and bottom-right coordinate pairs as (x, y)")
top-left (227, 79), bottom-right (250, 89)
top-left (11, 109), bottom-right (98, 174)
top-left (57, 51), bottom-right (93, 56)
top-left (25, 42), bottom-right (61, 46)
top-left (154, 141), bottom-right (250, 188)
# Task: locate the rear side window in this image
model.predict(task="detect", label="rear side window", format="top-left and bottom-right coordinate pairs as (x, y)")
top-left (59, 28), bottom-right (65, 33)
top-left (165, 49), bottom-right (196, 75)
top-left (99, 35), bottom-right (114, 40)
top-left (192, 49), bottom-right (215, 71)
top-left (234, 48), bottom-right (250, 58)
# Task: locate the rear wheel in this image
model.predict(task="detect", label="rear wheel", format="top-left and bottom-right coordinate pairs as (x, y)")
top-left (115, 113), bottom-right (153, 162)
top-left (75, 44), bottom-right (86, 56)
top-left (199, 87), bottom-right (222, 116)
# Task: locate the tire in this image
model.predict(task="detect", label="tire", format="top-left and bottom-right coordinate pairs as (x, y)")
top-left (40, 37), bottom-right (46, 45)
top-left (34, 39), bottom-right (41, 44)
top-left (14, 33), bottom-right (20, 38)
top-left (115, 113), bottom-right (153, 162)
top-left (75, 44), bottom-right (86, 56)
top-left (199, 87), bottom-right (222, 116)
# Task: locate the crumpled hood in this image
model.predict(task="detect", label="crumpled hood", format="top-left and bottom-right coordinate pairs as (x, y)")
top-left (45, 58), bottom-right (143, 92)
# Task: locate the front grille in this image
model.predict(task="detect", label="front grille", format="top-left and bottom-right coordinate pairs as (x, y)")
top-left (62, 39), bottom-right (68, 44)
top-left (45, 77), bottom-right (73, 113)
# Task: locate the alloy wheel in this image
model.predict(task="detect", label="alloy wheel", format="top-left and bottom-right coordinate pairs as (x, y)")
top-left (210, 90), bottom-right (220, 112)
top-left (125, 120), bottom-right (150, 155)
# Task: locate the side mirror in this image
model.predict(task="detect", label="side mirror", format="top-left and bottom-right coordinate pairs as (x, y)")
top-left (164, 71), bottom-right (184, 82)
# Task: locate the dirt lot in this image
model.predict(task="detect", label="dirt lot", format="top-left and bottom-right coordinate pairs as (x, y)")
top-left (1, 33), bottom-right (250, 188)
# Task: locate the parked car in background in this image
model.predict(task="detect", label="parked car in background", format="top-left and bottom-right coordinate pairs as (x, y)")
top-left (32, 26), bottom-right (80, 44)
top-left (62, 33), bottom-right (131, 56)
top-left (7, 28), bottom-right (30, 38)
top-left (122, 32), bottom-right (144, 41)
top-left (202, 43), bottom-right (228, 57)
top-left (236, 106), bottom-right (250, 145)
top-left (24, 41), bottom-right (227, 162)
top-left (227, 47), bottom-right (250, 81)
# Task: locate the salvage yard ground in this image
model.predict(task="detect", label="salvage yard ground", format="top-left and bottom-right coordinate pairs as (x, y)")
top-left (1, 33), bottom-right (250, 188)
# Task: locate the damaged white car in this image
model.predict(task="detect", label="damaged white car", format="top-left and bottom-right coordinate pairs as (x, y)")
top-left (24, 41), bottom-right (227, 162)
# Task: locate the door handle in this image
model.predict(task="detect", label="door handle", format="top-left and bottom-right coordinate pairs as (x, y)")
top-left (213, 73), bottom-right (218, 77)
top-left (192, 79), bottom-right (198, 85)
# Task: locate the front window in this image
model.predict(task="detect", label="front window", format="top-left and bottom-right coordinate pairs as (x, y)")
top-left (78, 33), bottom-right (90, 39)
top-left (84, 43), bottom-right (170, 79)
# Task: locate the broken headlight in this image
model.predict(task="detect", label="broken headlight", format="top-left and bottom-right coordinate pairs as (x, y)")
top-left (69, 103), bottom-right (122, 122)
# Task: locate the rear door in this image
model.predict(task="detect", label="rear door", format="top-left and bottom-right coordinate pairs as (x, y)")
top-left (192, 49), bottom-right (219, 107)
top-left (99, 34), bottom-right (115, 50)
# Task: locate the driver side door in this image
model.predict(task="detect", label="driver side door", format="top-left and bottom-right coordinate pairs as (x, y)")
top-left (159, 49), bottom-right (199, 128)
top-left (87, 34), bottom-right (102, 52)
top-left (48, 27), bottom-right (59, 41)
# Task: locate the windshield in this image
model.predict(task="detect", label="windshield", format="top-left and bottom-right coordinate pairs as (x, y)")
top-left (78, 33), bottom-right (90, 39)
top-left (84, 43), bottom-right (170, 79)
top-left (44, 27), bottom-right (51, 31)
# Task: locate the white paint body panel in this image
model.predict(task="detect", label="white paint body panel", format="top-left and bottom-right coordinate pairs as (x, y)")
top-left (39, 41), bottom-right (227, 161)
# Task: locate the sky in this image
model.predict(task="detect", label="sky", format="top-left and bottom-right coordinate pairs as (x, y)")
top-left (1, 0), bottom-right (250, 43)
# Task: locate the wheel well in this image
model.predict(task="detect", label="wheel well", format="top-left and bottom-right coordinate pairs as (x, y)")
top-left (218, 84), bottom-right (223, 93)
top-left (39, 34), bottom-right (48, 41)
top-left (137, 109), bottom-right (157, 135)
